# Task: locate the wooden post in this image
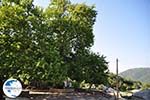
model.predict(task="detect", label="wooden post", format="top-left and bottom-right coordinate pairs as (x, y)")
top-left (116, 58), bottom-right (119, 100)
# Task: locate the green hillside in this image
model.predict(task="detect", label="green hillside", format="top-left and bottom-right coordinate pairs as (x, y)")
top-left (119, 68), bottom-right (150, 84)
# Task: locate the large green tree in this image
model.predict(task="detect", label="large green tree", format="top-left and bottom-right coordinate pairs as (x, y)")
top-left (0, 0), bottom-right (108, 87)
top-left (0, 0), bottom-right (66, 86)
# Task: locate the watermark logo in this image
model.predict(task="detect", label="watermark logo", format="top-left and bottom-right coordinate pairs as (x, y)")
top-left (3, 79), bottom-right (22, 98)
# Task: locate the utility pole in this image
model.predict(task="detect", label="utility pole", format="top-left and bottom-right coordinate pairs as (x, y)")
top-left (116, 58), bottom-right (119, 100)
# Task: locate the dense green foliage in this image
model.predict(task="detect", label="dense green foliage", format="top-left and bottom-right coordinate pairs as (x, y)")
top-left (142, 83), bottom-right (150, 90)
top-left (0, 0), bottom-right (108, 87)
top-left (108, 73), bottom-right (143, 91)
top-left (119, 68), bottom-right (150, 84)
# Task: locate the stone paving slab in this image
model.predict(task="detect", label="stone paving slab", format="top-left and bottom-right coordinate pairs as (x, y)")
top-left (4, 90), bottom-right (118, 100)
top-left (5, 94), bottom-right (115, 100)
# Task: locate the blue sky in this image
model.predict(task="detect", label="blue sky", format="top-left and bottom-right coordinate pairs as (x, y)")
top-left (34, 0), bottom-right (150, 73)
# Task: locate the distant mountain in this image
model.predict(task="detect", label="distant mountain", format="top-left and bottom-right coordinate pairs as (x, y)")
top-left (119, 68), bottom-right (150, 83)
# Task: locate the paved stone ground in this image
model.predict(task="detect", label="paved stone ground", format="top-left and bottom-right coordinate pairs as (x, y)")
top-left (5, 96), bottom-right (114, 100)
top-left (5, 92), bottom-right (116, 100)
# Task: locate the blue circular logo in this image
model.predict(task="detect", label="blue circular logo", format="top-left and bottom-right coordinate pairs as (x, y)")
top-left (3, 79), bottom-right (22, 98)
